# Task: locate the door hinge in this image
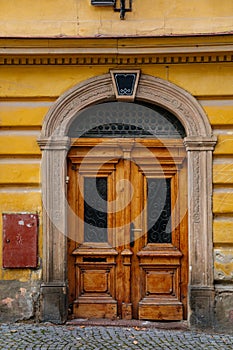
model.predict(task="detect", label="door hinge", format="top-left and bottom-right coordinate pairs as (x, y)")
top-left (66, 176), bottom-right (70, 184)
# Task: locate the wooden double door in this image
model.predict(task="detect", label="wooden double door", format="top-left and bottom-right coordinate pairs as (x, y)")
top-left (67, 138), bottom-right (188, 320)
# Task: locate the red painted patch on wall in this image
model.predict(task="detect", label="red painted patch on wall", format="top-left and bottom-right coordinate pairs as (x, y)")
top-left (2, 213), bottom-right (38, 268)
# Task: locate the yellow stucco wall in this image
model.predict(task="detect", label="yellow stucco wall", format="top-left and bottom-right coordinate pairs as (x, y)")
top-left (1, 60), bottom-right (233, 282)
top-left (0, 0), bottom-right (233, 286)
top-left (0, 0), bottom-right (232, 37)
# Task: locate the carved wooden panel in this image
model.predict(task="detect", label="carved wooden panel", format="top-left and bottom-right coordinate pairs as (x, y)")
top-left (81, 268), bottom-right (110, 295)
top-left (138, 304), bottom-right (183, 321)
top-left (142, 266), bottom-right (180, 298)
top-left (146, 270), bottom-right (175, 295)
top-left (137, 251), bottom-right (183, 320)
top-left (73, 253), bottom-right (118, 319)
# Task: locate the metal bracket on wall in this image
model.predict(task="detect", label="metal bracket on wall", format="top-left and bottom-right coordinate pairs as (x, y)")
top-left (91, 0), bottom-right (132, 20)
top-left (114, 0), bottom-right (132, 20)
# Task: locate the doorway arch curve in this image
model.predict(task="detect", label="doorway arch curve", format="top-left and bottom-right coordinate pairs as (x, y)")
top-left (38, 73), bottom-right (217, 326)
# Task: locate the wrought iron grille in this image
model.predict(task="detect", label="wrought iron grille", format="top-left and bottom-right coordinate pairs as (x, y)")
top-left (84, 177), bottom-right (108, 242)
top-left (68, 102), bottom-right (186, 139)
top-left (147, 178), bottom-right (172, 244)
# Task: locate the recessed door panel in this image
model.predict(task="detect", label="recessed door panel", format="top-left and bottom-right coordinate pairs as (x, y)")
top-left (146, 270), bottom-right (174, 295)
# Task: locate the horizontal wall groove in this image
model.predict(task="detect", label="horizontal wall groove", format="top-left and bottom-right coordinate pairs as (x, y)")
top-left (0, 155), bottom-right (41, 159)
top-left (0, 187), bottom-right (41, 193)
top-left (214, 243), bottom-right (233, 248)
top-left (0, 158), bottom-right (41, 164)
top-left (199, 99), bottom-right (233, 106)
top-left (0, 127), bottom-right (42, 131)
top-left (214, 215), bottom-right (233, 221)
top-left (213, 156), bottom-right (233, 164)
top-left (0, 184), bottom-right (41, 189)
top-left (213, 186), bottom-right (233, 193)
top-left (0, 130), bottom-right (41, 136)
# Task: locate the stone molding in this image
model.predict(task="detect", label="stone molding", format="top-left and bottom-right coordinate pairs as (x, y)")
top-left (40, 74), bottom-right (114, 139)
top-left (37, 137), bottom-right (70, 150)
top-left (1, 54), bottom-right (232, 66)
top-left (40, 73), bottom-right (213, 139)
top-left (38, 73), bottom-right (217, 326)
top-left (1, 37), bottom-right (232, 66)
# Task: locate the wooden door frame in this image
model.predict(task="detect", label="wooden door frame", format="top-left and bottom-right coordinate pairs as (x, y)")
top-left (38, 73), bottom-right (217, 326)
top-left (67, 138), bottom-right (187, 321)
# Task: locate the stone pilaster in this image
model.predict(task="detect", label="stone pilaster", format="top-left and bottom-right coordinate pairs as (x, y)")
top-left (184, 136), bottom-right (217, 328)
top-left (38, 137), bottom-right (70, 323)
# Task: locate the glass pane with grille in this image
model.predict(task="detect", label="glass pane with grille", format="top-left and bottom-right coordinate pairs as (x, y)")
top-left (147, 178), bottom-right (172, 244)
top-left (68, 102), bottom-right (185, 138)
top-left (84, 177), bottom-right (108, 242)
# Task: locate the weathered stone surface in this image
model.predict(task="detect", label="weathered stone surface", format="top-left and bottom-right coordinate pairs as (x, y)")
top-left (40, 283), bottom-right (68, 324)
top-left (0, 280), bottom-right (40, 322)
top-left (214, 249), bottom-right (233, 281)
top-left (189, 287), bottom-right (215, 330)
top-left (214, 289), bottom-right (233, 332)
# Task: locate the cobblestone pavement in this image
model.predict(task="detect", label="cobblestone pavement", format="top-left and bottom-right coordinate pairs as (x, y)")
top-left (1, 323), bottom-right (233, 350)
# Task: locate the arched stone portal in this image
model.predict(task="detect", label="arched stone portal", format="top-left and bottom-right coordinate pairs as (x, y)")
top-left (38, 73), bottom-right (217, 327)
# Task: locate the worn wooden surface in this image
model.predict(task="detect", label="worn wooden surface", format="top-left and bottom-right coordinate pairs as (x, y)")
top-left (67, 138), bottom-right (187, 320)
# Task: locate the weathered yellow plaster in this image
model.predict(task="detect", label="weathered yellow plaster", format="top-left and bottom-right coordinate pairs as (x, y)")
top-left (1, 64), bottom-right (232, 99)
top-left (0, 191), bottom-right (41, 212)
top-left (213, 164), bottom-right (233, 184)
top-left (0, 66), bottom-right (109, 98)
top-left (214, 135), bottom-right (233, 155)
top-left (0, 135), bottom-right (41, 156)
top-left (0, 164), bottom-right (40, 185)
top-left (1, 0), bottom-right (231, 37)
top-left (203, 105), bottom-right (233, 126)
top-left (213, 193), bottom-right (233, 214)
top-left (215, 261), bottom-right (233, 279)
top-left (214, 221), bottom-right (233, 243)
top-left (169, 64), bottom-right (233, 97)
top-left (214, 249), bottom-right (233, 280)
top-left (0, 103), bottom-right (50, 127)
top-left (0, 268), bottom-right (42, 282)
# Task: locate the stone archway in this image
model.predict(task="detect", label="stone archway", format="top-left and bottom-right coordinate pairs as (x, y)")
top-left (38, 73), bottom-right (217, 326)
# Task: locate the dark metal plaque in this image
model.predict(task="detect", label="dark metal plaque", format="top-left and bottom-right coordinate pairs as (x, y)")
top-left (91, 0), bottom-right (115, 6)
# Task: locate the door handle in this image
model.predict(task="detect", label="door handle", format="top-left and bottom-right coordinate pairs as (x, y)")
top-left (130, 223), bottom-right (142, 247)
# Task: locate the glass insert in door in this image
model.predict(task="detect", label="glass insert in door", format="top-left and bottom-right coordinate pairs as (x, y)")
top-left (147, 178), bottom-right (172, 244)
top-left (84, 177), bottom-right (108, 242)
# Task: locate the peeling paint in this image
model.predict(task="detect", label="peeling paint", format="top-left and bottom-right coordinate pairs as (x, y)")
top-left (20, 288), bottom-right (27, 297)
top-left (0, 281), bottom-right (40, 322)
top-left (215, 252), bottom-right (225, 262)
top-left (1, 297), bottom-right (14, 308)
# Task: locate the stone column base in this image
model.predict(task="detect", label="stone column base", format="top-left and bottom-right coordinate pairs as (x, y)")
top-left (40, 283), bottom-right (68, 324)
top-left (189, 286), bottom-right (215, 329)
